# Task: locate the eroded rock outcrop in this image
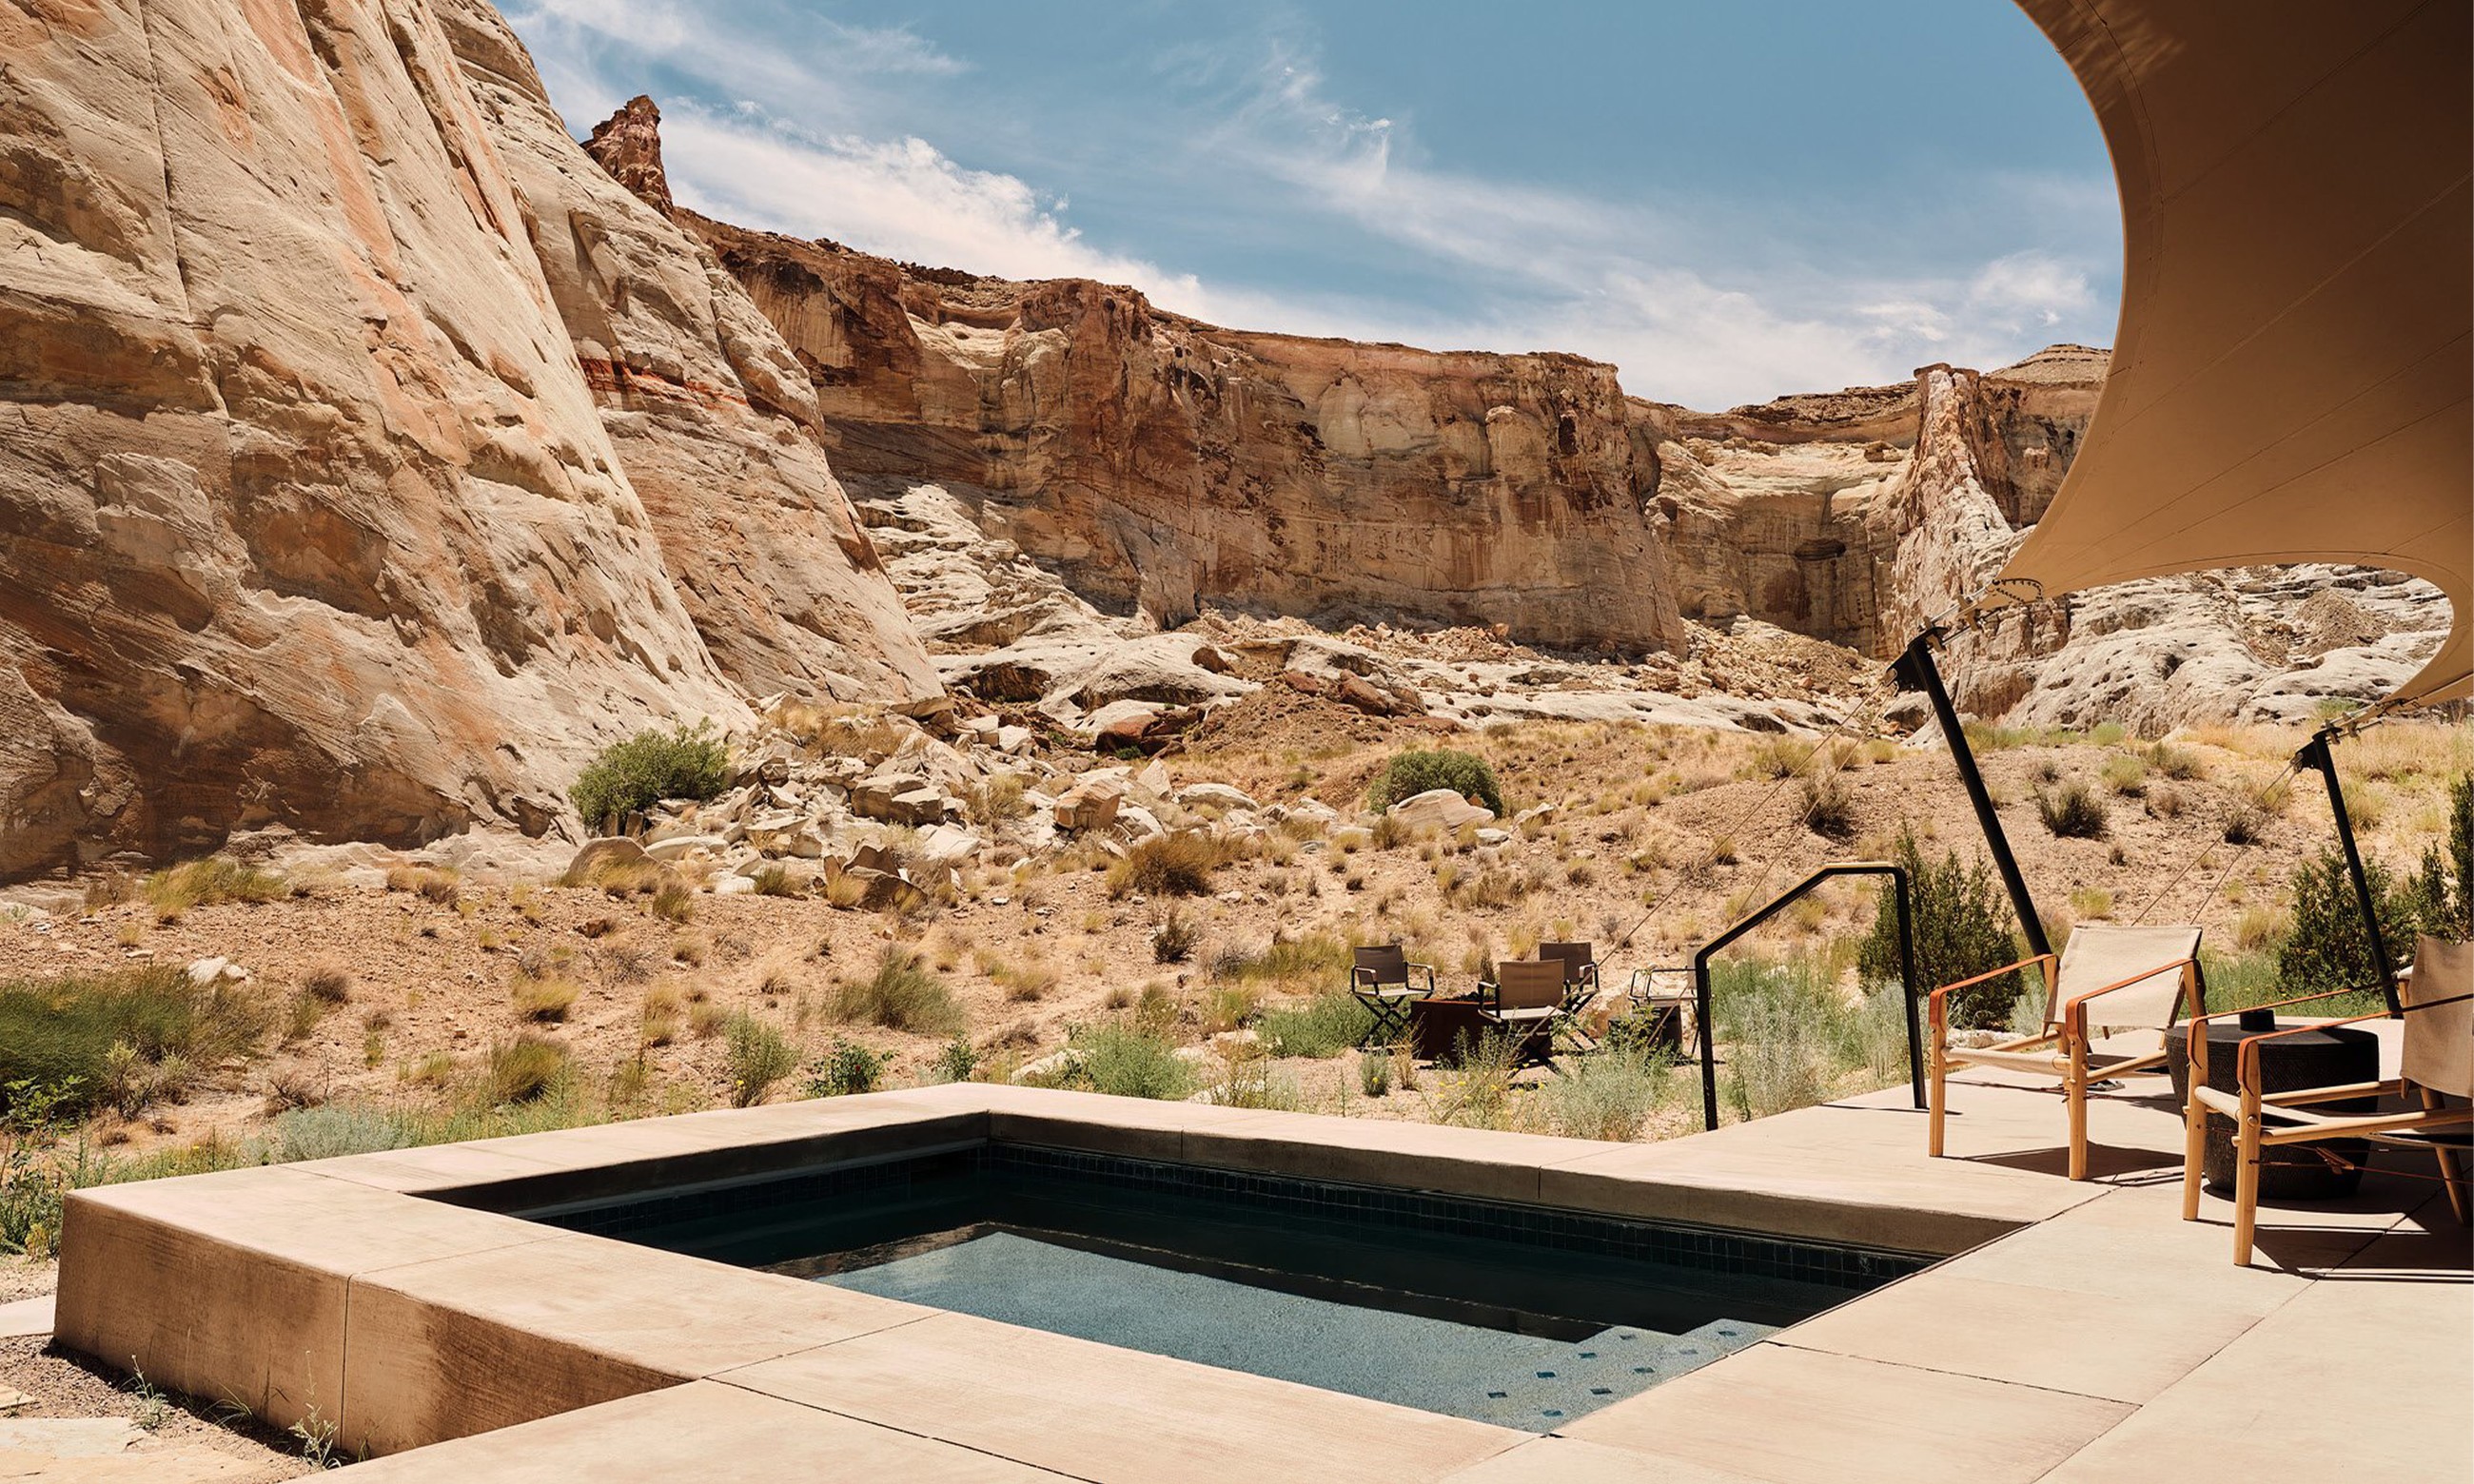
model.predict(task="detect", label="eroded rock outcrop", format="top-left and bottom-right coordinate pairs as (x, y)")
top-left (673, 209), bottom-right (1685, 654)
top-left (0, 1), bottom-right (934, 880)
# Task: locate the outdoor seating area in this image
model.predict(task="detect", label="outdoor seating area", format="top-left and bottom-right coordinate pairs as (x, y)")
top-left (1342, 940), bottom-right (1662, 1073)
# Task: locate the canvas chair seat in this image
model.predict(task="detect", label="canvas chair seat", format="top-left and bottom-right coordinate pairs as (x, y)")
top-left (2189, 1082), bottom-right (2474, 1145)
top-left (1949, 1028), bottom-right (2168, 1075)
top-left (1929, 923), bottom-right (2205, 1181)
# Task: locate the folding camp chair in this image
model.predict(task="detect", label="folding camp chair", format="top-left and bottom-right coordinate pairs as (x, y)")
top-left (1475, 959), bottom-right (1565, 1069)
top-left (2182, 935), bottom-right (2472, 1265)
top-left (1540, 941), bottom-right (1604, 1050)
top-left (1928, 923), bottom-right (2205, 1180)
top-left (1350, 944), bottom-right (1435, 1048)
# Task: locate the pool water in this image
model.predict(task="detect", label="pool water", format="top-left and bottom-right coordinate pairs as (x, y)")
top-left (529, 1146), bottom-right (1925, 1429)
top-left (820, 1227), bottom-right (1767, 1430)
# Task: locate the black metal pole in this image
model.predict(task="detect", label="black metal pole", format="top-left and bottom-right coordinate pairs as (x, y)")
top-left (1894, 630), bottom-right (2053, 962)
top-left (1695, 968), bottom-right (1719, 1132)
top-left (2297, 730), bottom-right (2401, 1015)
top-left (1894, 868), bottom-right (1922, 1108)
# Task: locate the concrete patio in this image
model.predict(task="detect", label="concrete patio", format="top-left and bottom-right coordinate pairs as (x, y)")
top-left (46, 1054), bottom-right (2469, 1482)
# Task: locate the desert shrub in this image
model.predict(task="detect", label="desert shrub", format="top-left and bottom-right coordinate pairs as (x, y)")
top-left (385, 865), bottom-right (461, 906)
top-left (143, 859), bottom-right (286, 918)
top-left (1859, 830), bottom-right (2027, 1028)
top-left (2034, 781), bottom-right (2109, 838)
top-left (265, 1104), bottom-right (418, 1163)
top-left (1150, 908), bottom-right (1198, 965)
top-left (1060, 1024), bottom-right (1195, 1101)
top-left (1258, 991), bottom-right (1373, 1059)
top-left (1534, 1044), bottom-right (1676, 1141)
top-left (930, 1036), bottom-right (978, 1084)
top-left (2407, 773), bottom-right (2473, 941)
top-left (570, 722), bottom-right (730, 830)
top-left (1365, 749), bottom-right (1504, 817)
top-left (480, 1036), bottom-right (571, 1105)
top-left (804, 1038), bottom-right (884, 1098)
top-left (748, 864), bottom-right (799, 898)
top-left (1709, 958), bottom-right (1867, 1120)
top-left (1207, 933), bottom-right (1356, 990)
top-left (1106, 831), bottom-right (1229, 899)
top-left (510, 977), bottom-right (579, 1024)
top-left (302, 966), bottom-right (353, 1005)
top-left (831, 947), bottom-right (964, 1035)
top-left (2279, 847), bottom-right (2421, 997)
top-left (1426, 1030), bottom-right (1521, 1129)
top-left (1359, 1050), bottom-right (1392, 1098)
top-left (1800, 771), bottom-right (1856, 839)
top-left (650, 880), bottom-right (696, 924)
top-left (0, 967), bottom-right (269, 1118)
top-left (723, 1013), bottom-right (798, 1107)
top-left (2100, 754), bottom-right (2148, 796)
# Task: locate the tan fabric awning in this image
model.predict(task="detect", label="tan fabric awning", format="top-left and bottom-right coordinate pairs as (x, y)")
top-left (2004, 0), bottom-right (2470, 709)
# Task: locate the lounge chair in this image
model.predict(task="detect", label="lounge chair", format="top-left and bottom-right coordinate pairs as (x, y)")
top-left (2181, 935), bottom-right (2471, 1266)
top-left (1474, 959), bottom-right (1564, 1068)
top-left (1622, 967), bottom-right (1695, 1052)
top-left (1540, 941), bottom-right (1603, 1050)
top-left (1928, 923), bottom-right (2205, 1180)
top-left (1350, 945), bottom-right (1435, 1049)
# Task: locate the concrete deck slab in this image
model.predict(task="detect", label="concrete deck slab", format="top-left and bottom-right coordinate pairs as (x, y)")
top-left (1561, 1342), bottom-right (2135, 1484)
top-left (325, 1379), bottom-right (1074, 1481)
top-left (1179, 1110), bottom-right (1614, 1203)
top-left (339, 1231), bottom-right (934, 1455)
top-left (717, 1310), bottom-right (1523, 1483)
top-left (0, 1297), bottom-right (51, 1339)
top-left (973, 1081), bottom-right (1289, 1161)
top-left (1438, 1434), bottom-right (1771, 1483)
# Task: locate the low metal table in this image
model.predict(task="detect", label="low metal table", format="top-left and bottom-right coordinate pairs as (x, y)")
top-left (2170, 1017), bottom-right (2381, 1197)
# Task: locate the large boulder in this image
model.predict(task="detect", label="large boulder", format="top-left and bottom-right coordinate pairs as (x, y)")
top-left (1384, 789), bottom-right (1495, 833)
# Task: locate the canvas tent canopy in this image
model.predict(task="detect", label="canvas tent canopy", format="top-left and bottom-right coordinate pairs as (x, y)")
top-left (1997, 0), bottom-right (2471, 711)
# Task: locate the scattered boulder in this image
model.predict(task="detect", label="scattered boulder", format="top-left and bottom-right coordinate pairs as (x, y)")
top-left (913, 824), bottom-right (982, 868)
top-left (1384, 789), bottom-right (1494, 832)
top-left (185, 957), bottom-right (248, 986)
top-left (1055, 780), bottom-right (1126, 831)
top-left (839, 867), bottom-right (924, 912)
top-left (561, 837), bottom-right (648, 885)
top-left (645, 834), bottom-right (728, 862)
top-left (1177, 783), bottom-right (1260, 812)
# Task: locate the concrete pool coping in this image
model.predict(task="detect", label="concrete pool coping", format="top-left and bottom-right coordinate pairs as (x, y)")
top-left (53, 1064), bottom-right (2470, 1480)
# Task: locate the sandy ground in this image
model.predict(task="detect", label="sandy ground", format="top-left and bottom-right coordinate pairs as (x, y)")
top-left (4, 713), bottom-right (2455, 1157)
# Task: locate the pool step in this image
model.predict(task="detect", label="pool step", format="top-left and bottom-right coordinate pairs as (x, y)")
top-left (1459, 1317), bottom-right (1775, 1433)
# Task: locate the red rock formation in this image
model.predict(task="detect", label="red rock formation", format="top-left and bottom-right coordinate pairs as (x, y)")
top-left (677, 210), bottom-right (1686, 654)
top-left (0, 0), bottom-right (935, 880)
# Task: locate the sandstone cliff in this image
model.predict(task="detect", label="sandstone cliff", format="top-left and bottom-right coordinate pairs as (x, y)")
top-left (0, 0), bottom-right (934, 880)
top-left (675, 205), bottom-right (1685, 654)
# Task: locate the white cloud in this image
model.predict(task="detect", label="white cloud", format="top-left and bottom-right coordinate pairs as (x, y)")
top-left (660, 106), bottom-right (1200, 298)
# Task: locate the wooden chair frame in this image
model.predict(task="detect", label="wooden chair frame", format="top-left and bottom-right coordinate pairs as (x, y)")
top-left (1927, 948), bottom-right (2206, 1181)
top-left (2179, 985), bottom-right (2473, 1265)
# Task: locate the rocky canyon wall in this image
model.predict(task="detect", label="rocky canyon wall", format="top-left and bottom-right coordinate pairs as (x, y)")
top-left (0, 0), bottom-right (933, 880)
top-left (657, 185), bottom-right (1685, 654)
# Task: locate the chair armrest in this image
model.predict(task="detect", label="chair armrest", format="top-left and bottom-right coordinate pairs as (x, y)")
top-left (2062, 956), bottom-right (2201, 1041)
top-left (1931, 955), bottom-right (2054, 1025)
top-left (2233, 992), bottom-right (2474, 1086)
top-left (1408, 963), bottom-right (1438, 994)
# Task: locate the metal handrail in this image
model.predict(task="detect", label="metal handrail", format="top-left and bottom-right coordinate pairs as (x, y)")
top-left (1688, 862), bottom-right (1919, 1131)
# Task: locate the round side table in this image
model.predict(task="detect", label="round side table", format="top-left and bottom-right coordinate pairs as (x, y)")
top-left (2169, 1019), bottom-right (2381, 1197)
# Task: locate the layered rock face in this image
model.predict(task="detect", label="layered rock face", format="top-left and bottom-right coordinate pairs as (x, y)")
top-left (679, 211), bottom-right (1684, 654)
top-left (0, 0), bottom-right (933, 879)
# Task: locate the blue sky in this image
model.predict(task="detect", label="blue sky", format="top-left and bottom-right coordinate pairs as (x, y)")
top-left (503, 1), bottom-right (2120, 409)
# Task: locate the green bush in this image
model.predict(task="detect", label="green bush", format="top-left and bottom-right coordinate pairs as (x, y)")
top-left (1366, 749), bottom-right (1504, 817)
top-left (1860, 831), bottom-right (2028, 1028)
top-left (2405, 773), bottom-right (2473, 942)
top-left (0, 967), bottom-right (270, 1118)
top-left (1059, 1024), bottom-right (1195, 1101)
top-left (570, 722), bottom-right (731, 830)
top-left (143, 859), bottom-right (287, 917)
top-left (1258, 992), bottom-right (1373, 1059)
top-left (266, 1104), bottom-right (418, 1163)
top-left (830, 947), bottom-right (964, 1035)
top-left (804, 1038), bottom-right (885, 1098)
top-left (2280, 848), bottom-right (2418, 995)
top-left (724, 1013), bottom-right (798, 1107)
top-left (929, 1036), bottom-right (977, 1084)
